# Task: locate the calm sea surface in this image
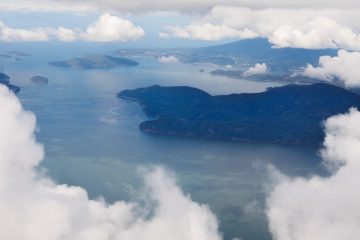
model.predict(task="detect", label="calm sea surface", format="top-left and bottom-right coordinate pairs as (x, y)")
top-left (1, 44), bottom-right (322, 240)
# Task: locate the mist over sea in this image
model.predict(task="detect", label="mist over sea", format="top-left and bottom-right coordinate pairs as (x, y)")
top-left (1, 43), bottom-right (322, 240)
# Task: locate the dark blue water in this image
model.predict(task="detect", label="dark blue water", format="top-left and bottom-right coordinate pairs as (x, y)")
top-left (1, 44), bottom-right (322, 240)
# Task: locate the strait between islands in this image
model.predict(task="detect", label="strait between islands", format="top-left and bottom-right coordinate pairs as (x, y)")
top-left (118, 83), bottom-right (360, 146)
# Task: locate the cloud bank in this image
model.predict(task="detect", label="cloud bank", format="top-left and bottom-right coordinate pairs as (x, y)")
top-left (1, 1), bottom-right (360, 51)
top-left (162, 7), bottom-right (360, 50)
top-left (2, 2), bottom-right (360, 51)
top-left (244, 63), bottom-right (268, 76)
top-left (1, 0), bottom-right (360, 13)
top-left (0, 85), bottom-right (222, 240)
top-left (0, 21), bottom-right (67, 41)
top-left (301, 50), bottom-right (360, 88)
top-left (267, 108), bottom-right (360, 240)
top-left (0, 14), bottom-right (144, 42)
top-left (161, 23), bottom-right (258, 41)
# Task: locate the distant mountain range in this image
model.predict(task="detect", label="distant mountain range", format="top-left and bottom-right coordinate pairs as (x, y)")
top-left (118, 83), bottom-right (360, 146)
top-left (195, 38), bottom-right (337, 65)
top-left (116, 38), bottom-right (337, 71)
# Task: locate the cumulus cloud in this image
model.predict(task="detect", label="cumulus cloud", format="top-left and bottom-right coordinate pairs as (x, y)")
top-left (162, 7), bottom-right (360, 50)
top-left (2, 3), bottom-right (360, 50)
top-left (0, 85), bottom-right (221, 240)
top-left (301, 50), bottom-right (360, 87)
top-left (267, 17), bottom-right (360, 50)
top-left (0, 14), bottom-right (144, 42)
top-left (244, 63), bottom-right (268, 76)
top-left (158, 55), bottom-right (179, 63)
top-left (161, 23), bottom-right (258, 41)
top-left (267, 108), bottom-right (360, 240)
top-left (80, 13), bottom-right (144, 42)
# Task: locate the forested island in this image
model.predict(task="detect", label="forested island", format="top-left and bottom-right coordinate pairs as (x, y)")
top-left (49, 55), bottom-right (139, 70)
top-left (0, 73), bottom-right (20, 93)
top-left (30, 76), bottom-right (49, 84)
top-left (0, 51), bottom-right (30, 61)
top-left (118, 83), bottom-right (360, 145)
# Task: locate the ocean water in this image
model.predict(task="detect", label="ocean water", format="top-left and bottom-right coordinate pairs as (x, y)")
top-left (1, 45), bottom-right (322, 240)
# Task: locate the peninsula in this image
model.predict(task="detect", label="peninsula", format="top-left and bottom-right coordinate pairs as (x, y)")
top-left (118, 83), bottom-right (360, 145)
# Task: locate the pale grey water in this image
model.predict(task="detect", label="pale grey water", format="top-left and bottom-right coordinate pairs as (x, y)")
top-left (1, 44), bottom-right (322, 240)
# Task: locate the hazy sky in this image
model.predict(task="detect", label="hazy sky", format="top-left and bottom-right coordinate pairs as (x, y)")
top-left (1, 0), bottom-right (360, 49)
top-left (0, 9), bottom-right (224, 48)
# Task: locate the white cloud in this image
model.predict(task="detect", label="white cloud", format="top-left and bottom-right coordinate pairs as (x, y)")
top-left (81, 13), bottom-right (145, 42)
top-left (0, 85), bottom-right (222, 240)
top-left (1, 0), bottom-right (360, 13)
top-left (301, 50), bottom-right (360, 87)
top-left (162, 7), bottom-right (360, 50)
top-left (267, 17), bottom-right (360, 50)
top-left (0, 14), bottom-right (144, 42)
top-left (57, 27), bottom-right (78, 42)
top-left (2, 3), bottom-right (360, 50)
top-left (158, 55), bottom-right (180, 63)
top-left (267, 108), bottom-right (360, 240)
top-left (0, 1), bottom-right (95, 12)
top-left (244, 63), bottom-right (268, 76)
top-left (162, 23), bottom-right (258, 41)
top-left (0, 21), bottom-right (51, 41)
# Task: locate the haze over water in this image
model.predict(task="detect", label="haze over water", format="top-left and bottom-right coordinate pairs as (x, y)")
top-left (1, 44), bottom-right (321, 240)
